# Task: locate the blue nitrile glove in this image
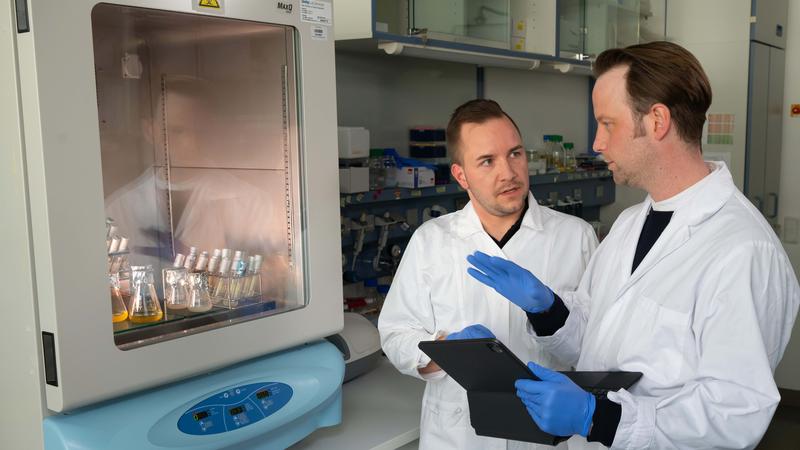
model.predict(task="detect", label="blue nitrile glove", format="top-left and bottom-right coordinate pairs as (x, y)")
top-left (446, 324), bottom-right (496, 340)
top-left (466, 251), bottom-right (554, 313)
top-left (515, 362), bottom-right (596, 437)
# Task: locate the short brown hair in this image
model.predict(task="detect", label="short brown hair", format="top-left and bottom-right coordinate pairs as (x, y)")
top-left (593, 41), bottom-right (712, 145)
top-left (446, 99), bottom-right (521, 165)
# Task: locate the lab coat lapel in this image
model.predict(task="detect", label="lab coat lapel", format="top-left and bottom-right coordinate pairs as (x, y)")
top-left (613, 162), bottom-right (734, 300)
top-left (453, 200), bottom-right (510, 341)
top-left (457, 195), bottom-right (542, 345)
top-left (455, 201), bottom-right (505, 257)
top-left (616, 219), bottom-right (690, 299)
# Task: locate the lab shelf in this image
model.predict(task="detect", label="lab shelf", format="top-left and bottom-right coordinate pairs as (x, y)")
top-left (341, 170), bottom-right (613, 206)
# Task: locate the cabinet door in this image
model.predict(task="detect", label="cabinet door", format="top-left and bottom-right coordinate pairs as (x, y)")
top-left (751, 0), bottom-right (788, 49)
top-left (745, 42), bottom-right (769, 213)
top-left (763, 46), bottom-right (785, 221)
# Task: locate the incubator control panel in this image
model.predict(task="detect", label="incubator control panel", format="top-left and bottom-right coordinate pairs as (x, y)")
top-left (177, 382), bottom-right (293, 435)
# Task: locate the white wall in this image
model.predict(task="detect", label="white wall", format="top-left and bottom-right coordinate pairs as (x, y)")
top-left (335, 51), bottom-right (592, 155)
top-left (484, 68), bottom-right (590, 152)
top-left (335, 51), bottom-right (476, 153)
top-left (774, 0), bottom-right (800, 391)
top-left (666, 0), bottom-right (751, 189)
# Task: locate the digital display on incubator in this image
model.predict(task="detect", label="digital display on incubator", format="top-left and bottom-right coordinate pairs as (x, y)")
top-left (229, 406), bottom-right (245, 416)
top-left (193, 411), bottom-right (209, 421)
top-left (256, 390), bottom-right (270, 399)
top-left (91, 4), bottom-right (308, 350)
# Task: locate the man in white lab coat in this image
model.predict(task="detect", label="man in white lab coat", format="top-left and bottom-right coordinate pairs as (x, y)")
top-left (378, 99), bottom-right (598, 449)
top-left (467, 41), bottom-right (800, 449)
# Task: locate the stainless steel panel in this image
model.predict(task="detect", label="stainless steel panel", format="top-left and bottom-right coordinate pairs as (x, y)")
top-left (764, 46), bottom-right (785, 220)
top-left (745, 42), bottom-right (769, 212)
top-left (752, 0), bottom-right (788, 49)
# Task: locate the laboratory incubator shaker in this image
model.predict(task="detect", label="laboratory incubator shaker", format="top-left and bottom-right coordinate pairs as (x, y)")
top-left (2, 0), bottom-right (343, 448)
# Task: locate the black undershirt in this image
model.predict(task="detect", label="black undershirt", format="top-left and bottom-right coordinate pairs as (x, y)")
top-left (490, 200), bottom-right (529, 249)
top-left (631, 209), bottom-right (674, 273)
top-left (526, 207), bottom-right (674, 447)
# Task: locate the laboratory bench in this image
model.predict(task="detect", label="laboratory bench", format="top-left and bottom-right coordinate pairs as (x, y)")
top-left (292, 356), bottom-right (425, 450)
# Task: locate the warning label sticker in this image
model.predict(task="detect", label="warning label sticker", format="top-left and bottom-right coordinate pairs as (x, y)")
top-left (300, 0), bottom-right (332, 26)
top-left (193, 0), bottom-right (224, 14)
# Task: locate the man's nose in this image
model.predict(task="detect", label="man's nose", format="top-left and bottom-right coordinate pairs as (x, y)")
top-left (592, 130), bottom-right (606, 153)
top-left (498, 157), bottom-right (516, 180)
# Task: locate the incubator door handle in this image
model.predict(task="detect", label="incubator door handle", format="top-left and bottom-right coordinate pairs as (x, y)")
top-left (768, 193), bottom-right (779, 219)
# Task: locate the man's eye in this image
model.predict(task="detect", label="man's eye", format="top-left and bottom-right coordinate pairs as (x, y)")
top-left (480, 159), bottom-right (491, 166)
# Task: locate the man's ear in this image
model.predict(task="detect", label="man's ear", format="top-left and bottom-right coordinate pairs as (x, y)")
top-left (650, 103), bottom-right (671, 141)
top-left (451, 163), bottom-right (469, 190)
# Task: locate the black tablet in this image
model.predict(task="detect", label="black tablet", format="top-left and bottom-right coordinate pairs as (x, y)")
top-left (418, 338), bottom-right (538, 392)
top-left (418, 337), bottom-right (643, 444)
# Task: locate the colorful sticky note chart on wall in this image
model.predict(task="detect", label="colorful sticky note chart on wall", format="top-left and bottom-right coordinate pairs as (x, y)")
top-left (707, 114), bottom-right (735, 145)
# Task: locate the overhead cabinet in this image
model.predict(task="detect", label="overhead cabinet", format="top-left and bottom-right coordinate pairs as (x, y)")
top-left (335, 0), bottom-right (661, 70)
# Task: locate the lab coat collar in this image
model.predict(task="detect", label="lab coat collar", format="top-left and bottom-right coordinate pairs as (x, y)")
top-left (618, 161), bottom-right (735, 293)
top-left (642, 161), bottom-right (734, 228)
top-left (455, 191), bottom-right (544, 240)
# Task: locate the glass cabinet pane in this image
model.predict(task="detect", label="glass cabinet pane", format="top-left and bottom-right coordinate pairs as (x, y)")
top-left (560, 0), bottom-right (655, 59)
top-left (92, 4), bottom-right (305, 349)
top-left (375, 0), bottom-right (410, 35)
top-left (559, 0), bottom-right (586, 58)
top-left (585, 0), bottom-right (640, 57)
top-left (409, 0), bottom-right (511, 49)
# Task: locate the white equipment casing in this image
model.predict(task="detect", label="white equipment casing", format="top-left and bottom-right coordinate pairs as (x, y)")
top-left (3, 0), bottom-right (342, 425)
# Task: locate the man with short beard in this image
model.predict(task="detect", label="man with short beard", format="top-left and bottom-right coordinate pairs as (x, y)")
top-left (379, 99), bottom-right (598, 449)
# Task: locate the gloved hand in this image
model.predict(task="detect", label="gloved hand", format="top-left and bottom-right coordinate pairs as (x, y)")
top-left (515, 362), bottom-right (596, 437)
top-left (466, 251), bottom-right (554, 313)
top-left (445, 324), bottom-right (496, 340)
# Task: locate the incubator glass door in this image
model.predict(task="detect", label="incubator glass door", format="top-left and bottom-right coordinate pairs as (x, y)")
top-left (92, 4), bottom-right (305, 349)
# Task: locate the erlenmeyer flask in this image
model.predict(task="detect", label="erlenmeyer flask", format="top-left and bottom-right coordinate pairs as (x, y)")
top-left (212, 257), bottom-right (232, 305)
top-left (129, 265), bottom-right (164, 323)
top-left (109, 274), bottom-right (128, 323)
top-left (187, 272), bottom-right (213, 313)
top-left (163, 268), bottom-right (189, 311)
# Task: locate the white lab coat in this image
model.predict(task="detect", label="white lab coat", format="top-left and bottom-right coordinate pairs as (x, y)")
top-left (534, 163), bottom-right (800, 449)
top-left (379, 192), bottom-right (598, 450)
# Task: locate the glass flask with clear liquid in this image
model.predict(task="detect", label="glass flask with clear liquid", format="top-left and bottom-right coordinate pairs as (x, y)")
top-left (129, 265), bottom-right (164, 323)
top-left (109, 273), bottom-right (128, 323)
top-left (163, 267), bottom-right (189, 311)
top-left (187, 272), bottom-right (214, 313)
